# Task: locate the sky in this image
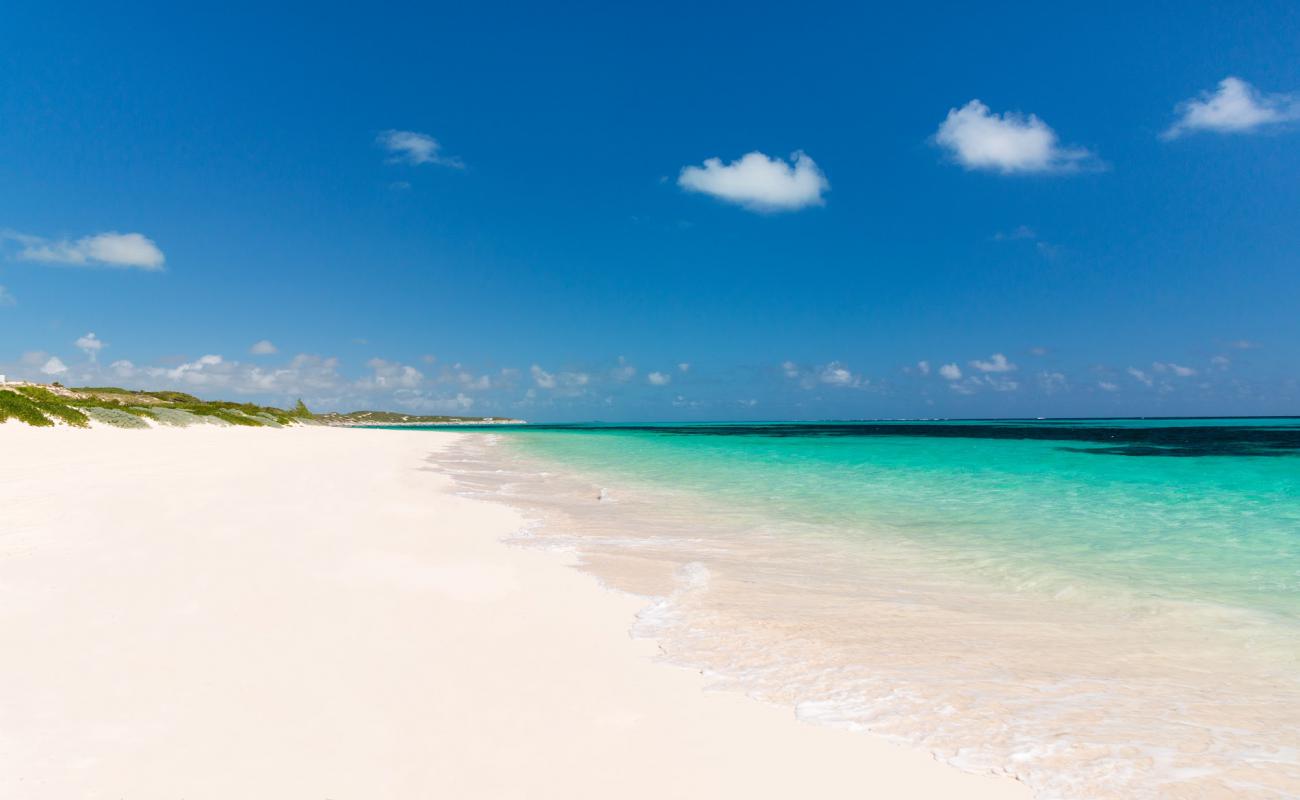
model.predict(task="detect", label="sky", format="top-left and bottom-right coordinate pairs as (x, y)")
top-left (1, 1), bottom-right (1298, 421)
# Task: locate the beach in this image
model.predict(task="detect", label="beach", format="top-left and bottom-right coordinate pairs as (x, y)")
top-left (0, 424), bottom-right (1027, 799)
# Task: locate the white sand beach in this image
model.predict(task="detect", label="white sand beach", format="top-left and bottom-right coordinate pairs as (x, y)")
top-left (0, 424), bottom-right (1028, 799)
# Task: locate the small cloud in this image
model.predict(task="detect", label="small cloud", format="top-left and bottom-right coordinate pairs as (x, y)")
top-left (1153, 361), bottom-right (1197, 377)
top-left (1127, 367), bottom-right (1154, 387)
top-left (677, 362), bottom-right (691, 373)
top-left (250, 340), bottom-right (278, 355)
top-left (970, 353), bottom-right (1016, 373)
top-left (818, 361), bottom-right (859, 387)
top-left (376, 130), bottom-right (464, 168)
top-left (0, 285), bottom-right (14, 307)
top-left (421, 354), bottom-right (437, 365)
top-left (935, 100), bottom-right (1096, 174)
top-left (916, 360), bottom-right (931, 376)
top-left (993, 225), bottom-right (1037, 241)
top-left (781, 360), bottom-right (801, 379)
top-left (1228, 339), bottom-right (1259, 350)
top-left (40, 356), bottom-right (68, 376)
top-left (75, 332), bottom-right (105, 361)
top-left (4, 230), bottom-right (165, 270)
top-left (389, 181), bottom-right (412, 191)
top-left (939, 363), bottom-right (962, 381)
top-left (1211, 355), bottom-right (1230, 370)
top-left (611, 356), bottom-right (636, 382)
top-left (361, 358), bottom-right (424, 389)
top-left (1098, 381), bottom-right (1119, 392)
top-left (1037, 371), bottom-right (1067, 393)
top-left (738, 398), bottom-right (758, 408)
top-left (1163, 77), bottom-right (1300, 139)
top-left (1028, 346), bottom-right (1050, 357)
top-left (530, 364), bottom-right (556, 389)
top-left (647, 371), bottom-right (672, 386)
top-left (678, 150), bottom-right (829, 212)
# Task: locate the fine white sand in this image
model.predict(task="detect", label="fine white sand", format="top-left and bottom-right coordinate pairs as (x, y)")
top-left (0, 424), bottom-right (1029, 799)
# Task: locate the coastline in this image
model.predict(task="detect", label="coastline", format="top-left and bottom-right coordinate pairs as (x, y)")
top-left (0, 424), bottom-right (1027, 799)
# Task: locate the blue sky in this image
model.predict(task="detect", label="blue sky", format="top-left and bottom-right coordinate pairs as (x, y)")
top-left (2, 2), bottom-right (1298, 420)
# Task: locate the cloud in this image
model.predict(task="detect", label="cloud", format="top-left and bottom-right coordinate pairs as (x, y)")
top-left (40, 356), bottom-right (68, 376)
top-left (647, 371), bottom-right (671, 386)
top-left (4, 230), bottom-right (165, 270)
top-left (1153, 361), bottom-right (1197, 377)
top-left (1127, 367), bottom-right (1154, 387)
top-left (1228, 339), bottom-right (1259, 350)
top-left (1163, 77), bottom-right (1300, 139)
top-left (1098, 381), bottom-right (1119, 392)
top-left (970, 353), bottom-right (1016, 373)
top-left (0, 286), bottom-right (13, 307)
top-left (250, 340), bottom-right (278, 355)
top-left (678, 362), bottom-right (691, 373)
top-left (781, 361), bottom-right (801, 379)
top-left (678, 151), bottom-right (829, 212)
top-left (1028, 346), bottom-right (1050, 357)
top-left (530, 364), bottom-right (557, 389)
top-left (1037, 371), bottom-right (1067, 393)
top-left (939, 363), bottom-right (962, 380)
top-left (75, 332), bottom-right (105, 361)
top-left (818, 361), bottom-right (859, 387)
top-left (611, 356), bottom-right (637, 382)
top-left (935, 100), bottom-right (1095, 174)
top-left (360, 358), bottom-right (424, 389)
top-left (916, 360), bottom-right (931, 376)
top-left (993, 225), bottom-right (1037, 241)
top-left (1211, 355), bottom-right (1230, 370)
top-left (376, 130), bottom-right (464, 168)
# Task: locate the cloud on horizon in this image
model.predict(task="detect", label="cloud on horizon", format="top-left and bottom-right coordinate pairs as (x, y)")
top-left (935, 100), bottom-right (1096, 174)
top-left (1163, 77), bottom-right (1300, 139)
top-left (678, 151), bottom-right (829, 212)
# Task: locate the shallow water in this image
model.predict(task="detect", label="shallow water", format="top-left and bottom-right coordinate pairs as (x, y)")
top-left (420, 420), bottom-right (1300, 799)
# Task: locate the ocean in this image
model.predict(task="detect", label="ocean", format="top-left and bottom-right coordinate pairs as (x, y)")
top-left (420, 419), bottom-right (1300, 798)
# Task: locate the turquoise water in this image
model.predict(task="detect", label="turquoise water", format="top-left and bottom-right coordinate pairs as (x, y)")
top-left (485, 420), bottom-right (1300, 619)
top-left (421, 419), bottom-right (1300, 798)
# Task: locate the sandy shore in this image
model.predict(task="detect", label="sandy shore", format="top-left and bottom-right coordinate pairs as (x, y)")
top-left (0, 424), bottom-right (1028, 799)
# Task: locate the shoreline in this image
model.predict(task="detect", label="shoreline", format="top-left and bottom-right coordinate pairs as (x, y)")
top-left (0, 425), bottom-right (1028, 799)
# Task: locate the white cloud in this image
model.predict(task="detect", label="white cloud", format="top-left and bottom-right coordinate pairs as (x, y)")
top-left (1098, 381), bottom-right (1119, 392)
top-left (1028, 345), bottom-right (1050, 356)
top-left (0, 285), bottom-right (14, 306)
top-left (647, 371), bottom-right (671, 386)
top-left (935, 100), bottom-right (1094, 174)
top-left (377, 130), bottom-right (463, 168)
top-left (1163, 77), bottom-right (1300, 139)
top-left (361, 358), bottom-right (424, 389)
top-left (781, 360), bottom-right (801, 379)
top-left (1229, 339), bottom-right (1259, 350)
top-left (530, 364), bottom-right (557, 389)
top-left (678, 362), bottom-right (691, 373)
top-left (1127, 367), bottom-right (1154, 387)
top-left (250, 340), bottom-right (278, 355)
top-left (1211, 355), bottom-right (1230, 370)
top-left (40, 356), bottom-right (68, 376)
top-left (75, 332), bottom-right (105, 361)
top-left (611, 356), bottom-right (636, 382)
top-left (1037, 371), bottom-right (1067, 393)
top-left (970, 353), bottom-right (1016, 373)
top-left (1153, 361), bottom-right (1197, 377)
top-left (939, 363), bottom-right (962, 380)
top-left (916, 360), bottom-right (931, 376)
top-left (4, 230), bottom-right (165, 270)
top-left (678, 150), bottom-right (829, 212)
top-left (818, 361), bottom-right (858, 386)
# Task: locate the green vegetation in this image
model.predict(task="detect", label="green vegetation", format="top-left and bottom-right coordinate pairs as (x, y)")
top-left (0, 382), bottom-right (305, 429)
